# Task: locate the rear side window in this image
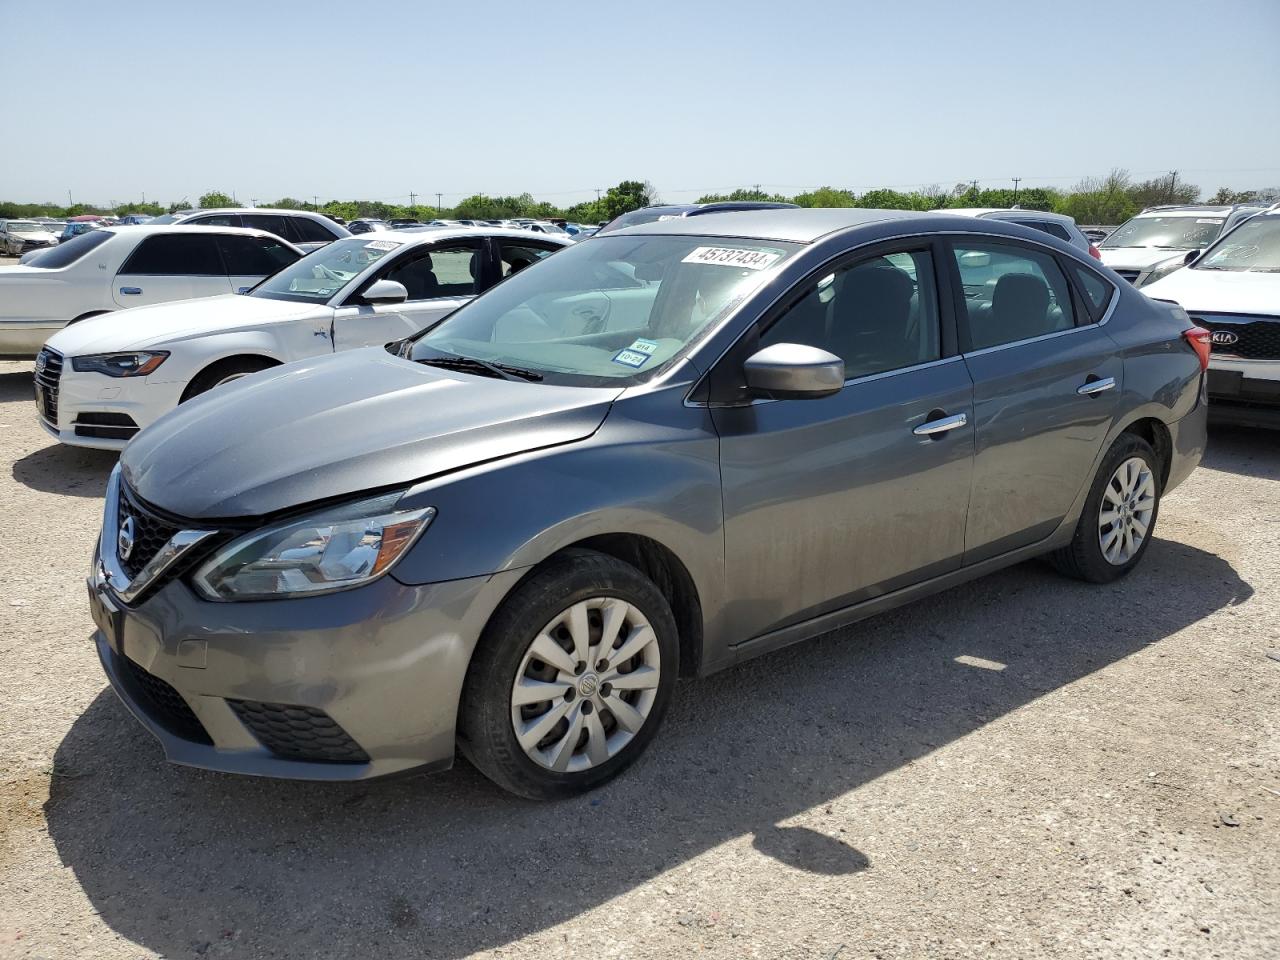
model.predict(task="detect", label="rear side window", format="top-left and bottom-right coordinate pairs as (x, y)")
top-left (24, 229), bottom-right (112, 268)
top-left (290, 217), bottom-right (336, 243)
top-left (951, 241), bottom-right (1075, 350)
top-left (1068, 263), bottom-right (1115, 323)
top-left (217, 235), bottom-right (298, 276)
top-left (499, 240), bottom-right (559, 277)
top-left (1011, 219), bottom-right (1072, 242)
top-left (119, 234), bottom-right (224, 275)
top-left (188, 214), bottom-right (239, 227)
top-left (242, 214), bottom-right (297, 242)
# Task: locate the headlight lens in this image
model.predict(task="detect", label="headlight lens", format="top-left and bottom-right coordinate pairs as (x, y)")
top-left (71, 351), bottom-right (169, 377)
top-left (192, 493), bottom-right (435, 601)
top-left (1136, 256), bottom-right (1186, 289)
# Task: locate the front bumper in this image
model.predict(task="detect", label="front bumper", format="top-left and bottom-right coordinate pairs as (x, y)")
top-left (37, 367), bottom-right (176, 449)
top-left (1207, 358), bottom-right (1280, 429)
top-left (88, 555), bottom-right (525, 780)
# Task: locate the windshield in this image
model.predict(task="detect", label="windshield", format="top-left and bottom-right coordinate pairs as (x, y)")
top-left (409, 234), bottom-right (798, 385)
top-left (148, 214), bottom-right (179, 224)
top-left (1193, 216), bottom-right (1280, 273)
top-left (250, 236), bottom-right (401, 303)
top-left (1100, 215), bottom-right (1225, 250)
top-left (6, 221), bottom-right (42, 232)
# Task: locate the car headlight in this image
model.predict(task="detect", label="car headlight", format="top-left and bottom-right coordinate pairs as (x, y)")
top-left (192, 493), bottom-right (435, 600)
top-left (71, 351), bottom-right (169, 377)
top-left (1136, 255), bottom-right (1187, 289)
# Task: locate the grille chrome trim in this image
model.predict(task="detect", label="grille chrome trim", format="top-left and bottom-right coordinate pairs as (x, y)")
top-left (99, 466), bottom-right (218, 605)
top-left (34, 347), bottom-right (63, 426)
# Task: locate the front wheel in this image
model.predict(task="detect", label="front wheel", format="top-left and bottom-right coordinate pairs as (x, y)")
top-left (459, 550), bottom-right (679, 799)
top-left (1050, 433), bottom-right (1161, 583)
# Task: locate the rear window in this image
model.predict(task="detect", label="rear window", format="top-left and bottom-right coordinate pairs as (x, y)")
top-left (23, 229), bottom-right (113, 269)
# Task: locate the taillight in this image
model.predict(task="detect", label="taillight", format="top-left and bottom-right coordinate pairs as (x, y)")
top-left (1183, 326), bottom-right (1211, 371)
top-left (1088, 243), bottom-right (1102, 260)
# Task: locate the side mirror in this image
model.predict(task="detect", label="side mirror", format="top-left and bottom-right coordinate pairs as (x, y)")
top-left (1183, 249), bottom-right (1199, 266)
top-left (743, 343), bottom-right (844, 400)
top-left (362, 279), bottom-right (408, 304)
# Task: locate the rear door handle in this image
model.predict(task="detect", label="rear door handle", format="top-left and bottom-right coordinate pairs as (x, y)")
top-left (913, 412), bottom-right (968, 436)
top-left (119, 287), bottom-right (142, 295)
top-left (1077, 376), bottom-right (1116, 396)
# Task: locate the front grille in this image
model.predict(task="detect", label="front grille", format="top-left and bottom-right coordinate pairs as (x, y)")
top-left (116, 482), bottom-right (181, 579)
top-left (119, 655), bottom-right (213, 744)
top-left (1113, 269), bottom-right (1141, 284)
top-left (228, 700), bottom-right (370, 764)
top-left (1193, 314), bottom-right (1280, 361)
top-left (34, 347), bottom-right (62, 426)
top-left (75, 412), bottom-right (139, 441)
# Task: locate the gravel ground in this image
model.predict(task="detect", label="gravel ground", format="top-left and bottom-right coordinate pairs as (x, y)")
top-left (0, 355), bottom-right (1276, 960)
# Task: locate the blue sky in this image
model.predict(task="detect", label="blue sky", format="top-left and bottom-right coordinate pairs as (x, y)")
top-left (3, 0), bottom-right (1278, 207)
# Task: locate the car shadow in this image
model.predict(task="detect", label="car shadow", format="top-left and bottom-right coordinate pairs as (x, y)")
top-left (44, 539), bottom-right (1250, 958)
top-left (1202, 424), bottom-right (1280, 481)
top-left (0, 368), bottom-right (34, 403)
top-left (12, 442), bottom-right (117, 498)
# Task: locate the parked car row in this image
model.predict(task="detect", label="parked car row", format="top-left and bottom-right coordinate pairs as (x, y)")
top-left (9, 206), bottom-right (1209, 799)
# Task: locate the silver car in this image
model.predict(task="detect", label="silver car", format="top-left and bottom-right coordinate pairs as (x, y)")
top-left (88, 209), bottom-right (1209, 798)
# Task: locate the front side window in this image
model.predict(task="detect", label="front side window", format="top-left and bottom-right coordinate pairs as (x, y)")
top-left (189, 214), bottom-right (239, 227)
top-left (1100, 215), bottom-right (1224, 250)
top-left (24, 229), bottom-right (113, 268)
top-left (249, 236), bottom-right (401, 304)
top-left (378, 243), bottom-right (480, 301)
top-left (217, 235), bottom-right (299, 276)
top-left (953, 242), bottom-right (1075, 350)
top-left (119, 234), bottom-right (223, 275)
top-left (761, 249), bottom-right (941, 380)
top-left (1193, 216), bottom-right (1280, 273)
top-left (410, 234), bottom-right (798, 385)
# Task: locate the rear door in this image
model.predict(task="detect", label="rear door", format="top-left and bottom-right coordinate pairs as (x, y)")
top-left (329, 237), bottom-right (486, 349)
top-left (949, 236), bottom-right (1122, 563)
top-left (113, 233), bottom-right (231, 307)
top-left (216, 233), bottom-right (301, 293)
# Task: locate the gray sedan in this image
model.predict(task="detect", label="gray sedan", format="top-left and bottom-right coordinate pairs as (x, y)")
top-left (88, 209), bottom-right (1209, 798)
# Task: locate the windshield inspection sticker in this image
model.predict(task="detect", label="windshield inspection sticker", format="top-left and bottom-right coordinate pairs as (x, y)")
top-left (1196, 219), bottom-right (1224, 224)
top-left (626, 338), bottom-right (660, 355)
top-left (365, 240), bottom-right (401, 251)
top-left (612, 349), bottom-right (652, 368)
top-left (682, 246), bottom-right (780, 270)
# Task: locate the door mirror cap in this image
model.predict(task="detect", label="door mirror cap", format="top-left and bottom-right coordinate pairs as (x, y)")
top-left (363, 279), bottom-right (409, 304)
top-left (1183, 249), bottom-right (1199, 266)
top-left (743, 343), bottom-right (845, 400)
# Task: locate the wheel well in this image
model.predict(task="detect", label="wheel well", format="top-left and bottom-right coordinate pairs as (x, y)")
top-left (1121, 418), bottom-right (1172, 486)
top-left (537, 534), bottom-right (704, 678)
top-left (181, 354), bottom-right (281, 402)
top-left (68, 310), bottom-right (111, 325)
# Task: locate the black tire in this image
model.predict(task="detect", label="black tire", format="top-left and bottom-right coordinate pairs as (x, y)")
top-left (1050, 433), bottom-right (1161, 583)
top-left (181, 356), bottom-right (277, 402)
top-left (458, 550), bottom-right (679, 799)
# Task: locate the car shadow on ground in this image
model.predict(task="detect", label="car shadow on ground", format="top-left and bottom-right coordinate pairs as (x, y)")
top-left (1202, 424), bottom-right (1280, 481)
top-left (0, 369), bottom-right (34, 403)
top-left (11, 442), bottom-right (117, 497)
top-left (43, 536), bottom-right (1251, 959)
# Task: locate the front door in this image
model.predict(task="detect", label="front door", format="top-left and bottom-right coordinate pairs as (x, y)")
top-left (948, 238), bottom-right (1122, 563)
top-left (714, 244), bottom-right (975, 642)
top-left (330, 238), bottom-right (486, 350)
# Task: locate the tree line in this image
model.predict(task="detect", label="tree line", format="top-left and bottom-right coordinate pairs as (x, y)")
top-left (3, 172), bottom-right (1275, 227)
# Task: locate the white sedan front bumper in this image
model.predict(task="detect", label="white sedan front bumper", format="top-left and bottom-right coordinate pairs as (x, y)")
top-left (36, 363), bottom-right (180, 450)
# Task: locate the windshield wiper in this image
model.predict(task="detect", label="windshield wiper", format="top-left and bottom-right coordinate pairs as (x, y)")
top-left (416, 354), bottom-right (543, 382)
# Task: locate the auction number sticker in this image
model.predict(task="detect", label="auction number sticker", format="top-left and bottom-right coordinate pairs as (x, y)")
top-left (682, 246), bottom-right (780, 270)
top-left (365, 240), bottom-right (401, 251)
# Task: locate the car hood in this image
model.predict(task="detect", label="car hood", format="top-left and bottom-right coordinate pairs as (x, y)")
top-left (1141, 268), bottom-right (1280, 315)
top-left (1099, 246), bottom-right (1195, 270)
top-left (121, 348), bottom-right (623, 520)
top-left (45, 294), bottom-right (317, 355)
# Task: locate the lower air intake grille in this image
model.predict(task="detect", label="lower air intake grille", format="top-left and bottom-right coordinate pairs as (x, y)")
top-left (228, 700), bottom-right (370, 764)
top-left (119, 656), bottom-right (213, 745)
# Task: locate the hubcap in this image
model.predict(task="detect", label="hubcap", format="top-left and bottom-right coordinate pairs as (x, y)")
top-left (1098, 456), bottom-right (1155, 565)
top-left (510, 597), bottom-right (660, 773)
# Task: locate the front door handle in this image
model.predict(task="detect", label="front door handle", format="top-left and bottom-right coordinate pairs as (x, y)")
top-left (913, 412), bottom-right (968, 436)
top-left (1077, 376), bottom-right (1116, 396)
top-left (119, 287), bottom-right (142, 295)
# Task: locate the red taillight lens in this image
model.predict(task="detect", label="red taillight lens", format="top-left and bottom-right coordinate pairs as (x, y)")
top-left (1088, 243), bottom-right (1102, 260)
top-left (1183, 326), bottom-right (1211, 371)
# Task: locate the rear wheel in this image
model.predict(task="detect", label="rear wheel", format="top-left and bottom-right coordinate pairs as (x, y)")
top-left (1050, 433), bottom-right (1161, 583)
top-left (181, 356), bottom-right (277, 402)
top-left (459, 550), bottom-right (678, 799)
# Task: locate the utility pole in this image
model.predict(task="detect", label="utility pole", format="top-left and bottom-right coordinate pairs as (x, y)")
top-left (436, 192), bottom-right (443, 213)
top-left (1011, 178), bottom-right (1021, 205)
top-left (971, 179), bottom-right (979, 196)
top-left (313, 195), bottom-right (319, 211)
top-left (754, 183), bottom-right (762, 199)
top-left (595, 188), bottom-right (602, 201)
top-left (67, 189), bottom-right (72, 207)
top-left (409, 191), bottom-right (417, 209)
top-left (1167, 171), bottom-right (1178, 204)
top-left (249, 199), bottom-right (258, 209)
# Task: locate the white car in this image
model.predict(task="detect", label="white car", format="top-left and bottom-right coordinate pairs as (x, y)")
top-left (149, 207), bottom-right (350, 252)
top-left (37, 227), bottom-right (571, 448)
top-left (1098, 204), bottom-right (1265, 285)
top-left (1, 225), bottom-right (302, 359)
top-left (1143, 207), bottom-right (1280, 428)
top-left (1, 218), bottom-right (60, 257)
top-left (934, 208), bottom-right (1099, 257)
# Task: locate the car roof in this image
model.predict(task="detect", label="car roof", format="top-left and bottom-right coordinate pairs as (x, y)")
top-left (938, 208), bottom-right (1079, 225)
top-left (176, 207), bottom-right (330, 219)
top-left (104, 224), bottom-right (302, 244)
top-left (1134, 205), bottom-right (1260, 218)
top-left (611, 207), bottom-right (931, 243)
top-left (352, 226), bottom-right (574, 245)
